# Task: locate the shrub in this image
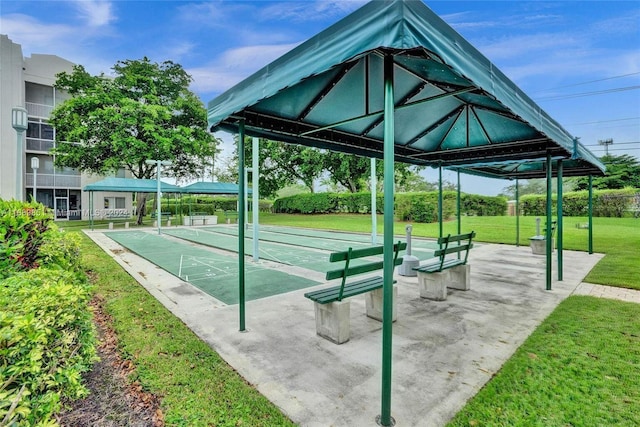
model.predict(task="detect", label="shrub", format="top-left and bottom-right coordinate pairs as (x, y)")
top-left (0, 269), bottom-right (97, 426)
top-left (520, 188), bottom-right (638, 217)
top-left (273, 191), bottom-right (506, 222)
top-left (0, 200), bottom-right (53, 278)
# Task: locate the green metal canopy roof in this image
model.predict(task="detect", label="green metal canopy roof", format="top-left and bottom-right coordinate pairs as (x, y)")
top-left (83, 177), bottom-right (182, 193)
top-left (208, 0), bottom-right (604, 176)
top-left (181, 181), bottom-right (250, 195)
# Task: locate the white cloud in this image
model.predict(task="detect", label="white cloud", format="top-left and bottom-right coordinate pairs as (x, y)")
top-left (73, 0), bottom-right (115, 27)
top-left (188, 42), bottom-right (300, 96)
top-left (259, 0), bottom-right (366, 23)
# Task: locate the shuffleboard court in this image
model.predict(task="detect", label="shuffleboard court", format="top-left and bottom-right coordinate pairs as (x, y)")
top-left (201, 225), bottom-right (438, 259)
top-left (107, 231), bottom-right (319, 305)
top-left (163, 228), bottom-right (342, 273)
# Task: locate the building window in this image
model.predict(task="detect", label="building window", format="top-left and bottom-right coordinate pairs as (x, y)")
top-left (104, 197), bottom-right (126, 209)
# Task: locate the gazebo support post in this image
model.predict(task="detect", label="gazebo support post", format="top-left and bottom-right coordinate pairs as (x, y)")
top-left (371, 158), bottom-right (377, 245)
top-left (438, 164), bottom-right (443, 240)
top-left (90, 191), bottom-right (94, 231)
top-left (545, 153), bottom-right (552, 291)
top-left (252, 137), bottom-right (259, 262)
top-left (588, 175), bottom-right (594, 254)
top-left (457, 170), bottom-right (461, 258)
top-left (238, 120), bottom-right (246, 332)
top-left (557, 160), bottom-right (563, 281)
top-left (515, 178), bottom-right (519, 246)
top-left (378, 53), bottom-right (395, 427)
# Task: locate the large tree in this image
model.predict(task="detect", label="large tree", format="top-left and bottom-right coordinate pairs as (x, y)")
top-left (569, 154), bottom-right (640, 190)
top-left (323, 152), bottom-right (423, 193)
top-left (50, 58), bottom-right (218, 223)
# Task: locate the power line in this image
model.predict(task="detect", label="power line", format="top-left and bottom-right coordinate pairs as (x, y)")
top-left (537, 85), bottom-right (640, 101)
top-left (532, 71), bottom-right (640, 94)
top-left (569, 117), bottom-right (640, 126)
top-left (584, 141), bottom-right (640, 146)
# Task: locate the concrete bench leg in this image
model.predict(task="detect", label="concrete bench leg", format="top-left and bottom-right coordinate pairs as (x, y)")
top-left (314, 300), bottom-right (350, 344)
top-left (448, 264), bottom-right (471, 290)
top-left (417, 271), bottom-right (448, 301)
top-left (365, 285), bottom-right (398, 322)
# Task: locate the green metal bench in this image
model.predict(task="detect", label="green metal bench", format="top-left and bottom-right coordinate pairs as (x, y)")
top-left (224, 210), bottom-right (239, 223)
top-left (413, 231), bottom-right (475, 300)
top-left (304, 241), bottom-right (406, 344)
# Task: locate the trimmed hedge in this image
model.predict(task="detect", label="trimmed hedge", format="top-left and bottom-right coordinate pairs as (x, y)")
top-left (153, 196), bottom-right (273, 215)
top-left (521, 188), bottom-right (638, 217)
top-left (0, 199), bottom-right (97, 426)
top-left (273, 191), bottom-right (507, 222)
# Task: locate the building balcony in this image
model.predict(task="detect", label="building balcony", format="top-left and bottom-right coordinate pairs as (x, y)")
top-left (26, 102), bottom-right (54, 118)
top-left (25, 173), bottom-right (81, 188)
top-left (26, 137), bottom-right (55, 152)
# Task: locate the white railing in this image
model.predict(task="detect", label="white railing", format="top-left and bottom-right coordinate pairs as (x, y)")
top-left (26, 102), bottom-right (54, 118)
top-left (26, 138), bottom-right (55, 152)
top-left (25, 173), bottom-right (80, 188)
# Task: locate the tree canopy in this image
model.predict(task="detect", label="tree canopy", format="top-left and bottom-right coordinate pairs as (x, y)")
top-left (50, 58), bottom-right (218, 181)
top-left (570, 154), bottom-right (640, 190)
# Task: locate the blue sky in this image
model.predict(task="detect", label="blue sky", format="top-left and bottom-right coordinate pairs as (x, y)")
top-left (2, 0), bottom-right (639, 195)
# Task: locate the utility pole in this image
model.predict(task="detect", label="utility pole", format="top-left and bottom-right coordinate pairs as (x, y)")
top-left (598, 138), bottom-right (613, 156)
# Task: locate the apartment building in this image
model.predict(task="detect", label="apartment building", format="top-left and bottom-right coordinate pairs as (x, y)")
top-left (1, 34), bottom-right (132, 219)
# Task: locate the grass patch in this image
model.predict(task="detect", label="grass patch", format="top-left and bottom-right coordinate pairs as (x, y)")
top-left (77, 232), bottom-right (295, 426)
top-left (66, 213), bottom-right (639, 425)
top-left (258, 213), bottom-right (640, 289)
top-left (447, 296), bottom-right (640, 427)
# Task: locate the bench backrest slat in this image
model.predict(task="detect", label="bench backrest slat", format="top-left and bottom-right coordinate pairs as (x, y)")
top-left (326, 256), bottom-right (404, 281)
top-left (325, 242), bottom-right (407, 281)
top-left (434, 243), bottom-right (473, 258)
top-left (434, 231), bottom-right (475, 268)
top-left (436, 231), bottom-right (475, 245)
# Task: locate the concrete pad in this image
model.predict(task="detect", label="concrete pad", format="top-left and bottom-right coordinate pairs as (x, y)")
top-left (85, 230), bottom-right (603, 427)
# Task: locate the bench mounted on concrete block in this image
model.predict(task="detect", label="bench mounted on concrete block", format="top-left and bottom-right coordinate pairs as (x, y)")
top-left (304, 241), bottom-right (406, 344)
top-left (413, 231), bottom-right (475, 301)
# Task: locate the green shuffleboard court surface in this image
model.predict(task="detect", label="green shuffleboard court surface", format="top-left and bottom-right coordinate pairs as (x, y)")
top-left (200, 225), bottom-right (438, 259)
top-left (163, 228), bottom-right (339, 273)
top-left (107, 231), bottom-right (320, 305)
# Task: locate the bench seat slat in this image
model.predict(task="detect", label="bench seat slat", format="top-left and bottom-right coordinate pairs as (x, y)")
top-left (305, 276), bottom-right (395, 304)
top-left (414, 258), bottom-right (464, 273)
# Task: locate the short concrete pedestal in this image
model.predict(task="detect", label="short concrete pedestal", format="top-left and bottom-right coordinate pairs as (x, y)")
top-left (365, 285), bottom-right (398, 322)
top-left (314, 300), bottom-right (350, 344)
top-left (448, 264), bottom-right (471, 290)
top-left (417, 264), bottom-right (471, 300)
top-left (418, 271), bottom-right (448, 301)
top-left (530, 237), bottom-right (554, 255)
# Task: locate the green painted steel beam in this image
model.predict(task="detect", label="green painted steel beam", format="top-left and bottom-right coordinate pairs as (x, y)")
top-left (379, 53), bottom-right (395, 427)
top-left (439, 164), bottom-right (443, 240)
top-left (457, 170), bottom-right (461, 259)
top-left (588, 175), bottom-right (594, 254)
top-left (546, 153), bottom-right (552, 291)
top-left (515, 178), bottom-right (519, 246)
top-left (238, 120), bottom-right (246, 332)
top-left (557, 160), bottom-right (563, 281)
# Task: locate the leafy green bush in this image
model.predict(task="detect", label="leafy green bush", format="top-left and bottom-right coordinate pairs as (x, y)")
top-left (0, 199), bottom-right (97, 425)
top-left (274, 191), bottom-right (506, 222)
top-left (0, 200), bottom-right (52, 278)
top-left (0, 269), bottom-right (97, 426)
top-left (521, 188), bottom-right (637, 217)
top-left (158, 196), bottom-right (273, 215)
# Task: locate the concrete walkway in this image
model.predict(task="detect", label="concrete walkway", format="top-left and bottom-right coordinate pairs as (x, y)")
top-left (573, 282), bottom-right (640, 303)
top-left (87, 229), bottom-right (608, 427)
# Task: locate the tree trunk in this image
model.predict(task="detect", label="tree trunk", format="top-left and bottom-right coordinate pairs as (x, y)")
top-left (136, 193), bottom-right (148, 225)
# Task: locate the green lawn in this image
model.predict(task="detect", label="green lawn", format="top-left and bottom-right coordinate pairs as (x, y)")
top-left (77, 234), bottom-right (295, 426)
top-left (258, 213), bottom-right (640, 290)
top-left (66, 213), bottom-right (640, 426)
